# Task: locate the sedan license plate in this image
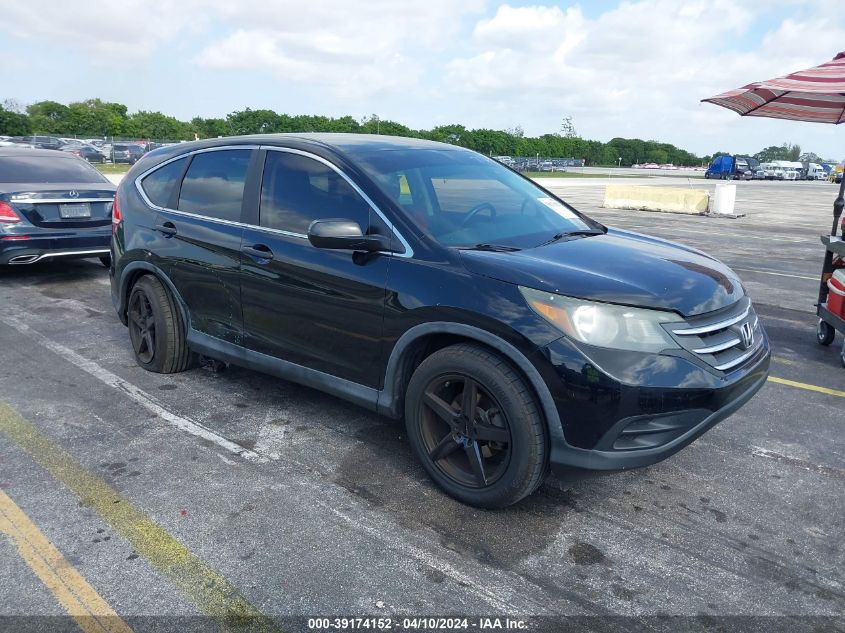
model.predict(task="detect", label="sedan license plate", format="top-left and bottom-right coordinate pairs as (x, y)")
top-left (59, 203), bottom-right (91, 219)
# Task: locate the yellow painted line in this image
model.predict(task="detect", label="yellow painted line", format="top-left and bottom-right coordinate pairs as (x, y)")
top-left (0, 489), bottom-right (133, 633)
top-left (768, 376), bottom-right (845, 398)
top-left (0, 402), bottom-right (280, 633)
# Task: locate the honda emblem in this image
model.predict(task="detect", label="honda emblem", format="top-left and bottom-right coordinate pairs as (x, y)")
top-left (740, 322), bottom-right (754, 349)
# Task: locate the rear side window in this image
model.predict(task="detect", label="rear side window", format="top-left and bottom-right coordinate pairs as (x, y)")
top-left (0, 155), bottom-right (109, 184)
top-left (259, 151), bottom-right (370, 234)
top-left (140, 157), bottom-right (187, 208)
top-left (177, 150), bottom-right (251, 222)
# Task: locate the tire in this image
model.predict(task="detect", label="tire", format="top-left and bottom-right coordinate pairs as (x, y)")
top-left (127, 275), bottom-right (192, 373)
top-left (840, 339), bottom-right (845, 368)
top-left (817, 319), bottom-right (835, 346)
top-left (404, 343), bottom-right (547, 508)
top-left (99, 255), bottom-right (111, 268)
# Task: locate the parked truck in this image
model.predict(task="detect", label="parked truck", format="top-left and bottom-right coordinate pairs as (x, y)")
top-left (805, 163), bottom-right (827, 180)
top-left (704, 155), bottom-right (757, 180)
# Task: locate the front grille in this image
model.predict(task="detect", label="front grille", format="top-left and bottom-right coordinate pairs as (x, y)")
top-left (666, 298), bottom-right (763, 372)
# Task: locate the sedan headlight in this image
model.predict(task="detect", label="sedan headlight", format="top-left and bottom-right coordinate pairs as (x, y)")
top-left (520, 286), bottom-right (682, 353)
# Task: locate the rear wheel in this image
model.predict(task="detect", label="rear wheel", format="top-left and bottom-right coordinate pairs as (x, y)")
top-left (127, 275), bottom-right (191, 373)
top-left (817, 319), bottom-right (835, 346)
top-left (405, 343), bottom-right (547, 508)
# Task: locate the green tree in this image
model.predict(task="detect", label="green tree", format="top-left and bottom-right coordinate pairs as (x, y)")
top-left (226, 108), bottom-right (282, 135)
top-left (0, 104), bottom-right (31, 135)
top-left (754, 143), bottom-right (801, 162)
top-left (66, 99), bottom-right (127, 136)
top-left (644, 148), bottom-right (669, 164)
top-left (190, 117), bottom-right (229, 139)
top-left (123, 111), bottom-right (190, 140)
top-left (558, 116), bottom-right (577, 138)
top-left (3, 96), bottom-right (709, 165)
top-left (426, 124), bottom-right (468, 146)
top-left (27, 100), bottom-right (71, 134)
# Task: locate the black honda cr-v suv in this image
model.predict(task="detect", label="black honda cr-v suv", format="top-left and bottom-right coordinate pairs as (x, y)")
top-left (110, 134), bottom-right (770, 507)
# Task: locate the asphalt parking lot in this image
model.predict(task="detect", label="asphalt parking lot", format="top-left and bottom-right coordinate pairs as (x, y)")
top-left (0, 178), bottom-right (843, 632)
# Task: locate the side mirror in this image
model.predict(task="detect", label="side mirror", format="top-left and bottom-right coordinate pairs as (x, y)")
top-left (307, 219), bottom-right (393, 253)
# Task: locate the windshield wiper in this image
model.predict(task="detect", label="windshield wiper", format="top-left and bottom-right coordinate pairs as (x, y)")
top-left (537, 229), bottom-right (604, 247)
top-left (461, 243), bottom-right (522, 252)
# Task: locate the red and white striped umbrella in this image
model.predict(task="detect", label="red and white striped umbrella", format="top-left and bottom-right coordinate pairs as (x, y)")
top-left (702, 51), bottom-right (845, 124)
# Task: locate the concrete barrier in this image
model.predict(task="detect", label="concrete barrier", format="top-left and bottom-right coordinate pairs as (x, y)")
top-left (603, 185), bottom-right (709, 215)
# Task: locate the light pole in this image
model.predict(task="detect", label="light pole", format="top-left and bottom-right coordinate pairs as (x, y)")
top-left (617, 157), bottom-right (622, 168)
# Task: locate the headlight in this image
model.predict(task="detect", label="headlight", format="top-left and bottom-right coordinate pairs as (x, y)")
top-left (520, 286), bottom-right (682, 353)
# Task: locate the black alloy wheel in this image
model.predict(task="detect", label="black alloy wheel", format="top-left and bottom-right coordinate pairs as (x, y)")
top-left (128, 288), bottom-right (156, 364)
top-left (419, 373), bottom-right (512, 488)
top-left (126, 275), bottom-right (193, 373)
top-left (405, 343), bottom-right (548, 508)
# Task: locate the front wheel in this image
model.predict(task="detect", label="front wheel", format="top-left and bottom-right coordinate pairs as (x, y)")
top-left (405, 343), bottom-right (547, 508)
top-left (817, 319), bottom-right (835, 346)
top-left (127, 275), bottom-right (192, 373)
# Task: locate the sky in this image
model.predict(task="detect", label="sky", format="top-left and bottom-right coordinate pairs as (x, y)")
top-left (0, 0), bottom-right (843, 158)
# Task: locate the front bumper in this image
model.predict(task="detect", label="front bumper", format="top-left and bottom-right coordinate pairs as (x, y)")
top-left (534, 329), bottom-right (771, 476)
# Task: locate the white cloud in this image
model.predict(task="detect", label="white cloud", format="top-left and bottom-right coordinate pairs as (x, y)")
top-left (0, 0), bottom-right (201, 59)
top-left (193, 0), bottom-right (485, 95)
top-left (445, 1), bottom-right (845, 155)
top-left (1, 0), bottom-right (843, 156)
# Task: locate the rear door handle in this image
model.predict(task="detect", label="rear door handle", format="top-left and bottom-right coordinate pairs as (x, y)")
top-left (241, 244), bottom-right (274, 261)
top-left (154, 221), bottom-right (177, 236)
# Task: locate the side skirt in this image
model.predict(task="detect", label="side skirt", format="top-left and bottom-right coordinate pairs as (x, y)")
top-left (186, 329), bottom-right (381, 413)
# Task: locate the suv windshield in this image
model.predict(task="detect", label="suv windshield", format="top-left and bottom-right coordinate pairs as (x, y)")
top-left (359, 149), bottom-right (599, 249)
top-left (0, 155), bottom-right (109, 183)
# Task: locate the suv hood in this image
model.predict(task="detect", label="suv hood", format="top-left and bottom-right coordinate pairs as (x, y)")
top-left (459, 228), bottom-right (744, 317)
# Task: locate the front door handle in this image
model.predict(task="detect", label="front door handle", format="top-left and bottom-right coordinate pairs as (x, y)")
top-left (154, 221), bottom-right (177, 236)
top-left (241, 244), bottom-right (274, 261)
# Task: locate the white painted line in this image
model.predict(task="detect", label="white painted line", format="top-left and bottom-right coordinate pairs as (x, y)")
top-left (731, 267), bottom-right (817, 281)
top-left (1, 303), bottom-right (575, 612)
top-left (0, 314), bottom-right (268, 464)
top-left (751, 446), bottom-right (789, 461)
top-left (317, 501), bottom-right (528, 613)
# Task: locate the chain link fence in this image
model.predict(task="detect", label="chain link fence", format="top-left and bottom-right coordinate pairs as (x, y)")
top-left (1, 134), bottom-right (187, 165)
top-left (493, 156), bottom-right (586, 172)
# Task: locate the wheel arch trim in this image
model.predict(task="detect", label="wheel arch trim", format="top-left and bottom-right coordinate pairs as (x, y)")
top-left (377, 322), bottom-right (565, 445)
top-left (117, 261), bottom-right (188, 327)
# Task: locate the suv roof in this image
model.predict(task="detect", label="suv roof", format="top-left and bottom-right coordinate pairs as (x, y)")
top-left (143, 132), bottom-right (464, 158)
